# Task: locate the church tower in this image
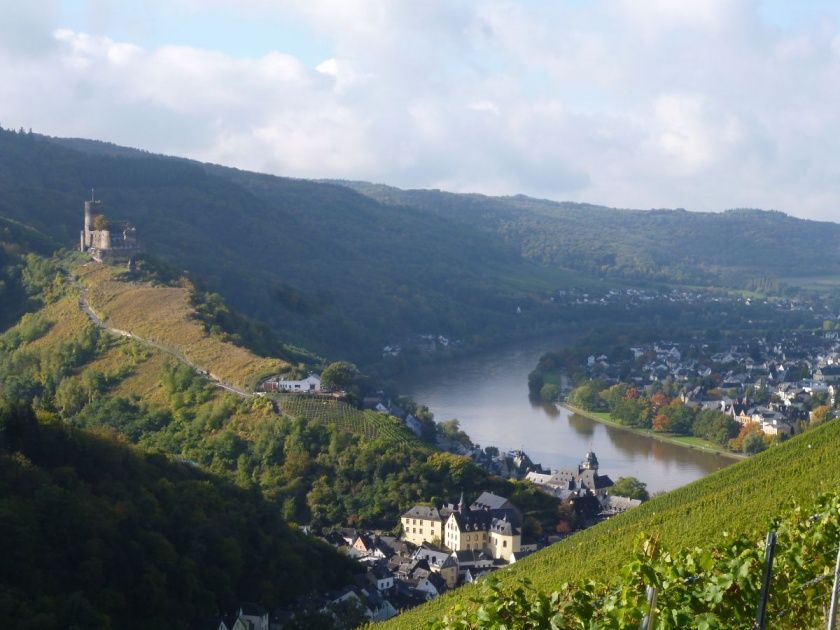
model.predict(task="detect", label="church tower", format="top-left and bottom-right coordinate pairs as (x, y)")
top-left (580, 450), bottom-right (599, 472)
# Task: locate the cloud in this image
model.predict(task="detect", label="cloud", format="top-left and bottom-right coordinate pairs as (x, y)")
top-left (1, 1), bottom-right (840, 220)
top-left (0, 1), bottom-right (61, 56)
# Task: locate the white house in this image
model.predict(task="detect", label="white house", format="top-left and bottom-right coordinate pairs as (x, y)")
top-left (276, 374), bottom-right (321, 393)
top-left (415, 576), bottom-right (443, 600)
top-left (404, 414), bottom-right (423, 437)
top-left (237, 603), bottom-right (269, 630)
top-left (367, 565), bottom-right (394, 592)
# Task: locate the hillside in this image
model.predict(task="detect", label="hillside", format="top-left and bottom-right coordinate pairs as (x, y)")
top-left (331, 181), bottom-right (840, 288)
top-left (0, 249), bottom-right (562, 532)
top-left (383, 415), bottom-right (840, 629)
top-left (0, 400), bottom-right (357, 628)
top-left (0, 128), bottom-right (570, 364)
top-left (0, 243), bottom-right (571, 623)
top-left (75, 262), bottom-right (289, 390)
top-left (4, 128), bottom-right (840, 368)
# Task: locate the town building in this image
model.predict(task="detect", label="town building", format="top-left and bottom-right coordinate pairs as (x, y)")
top-left (442, 493), bottom-right (522, 562)
top-left (525, 451), bottom-right (614, 499)
top-left (400, 505), bottom-right (445, 547)
top-left (402, 493), bottom-right (523, 562)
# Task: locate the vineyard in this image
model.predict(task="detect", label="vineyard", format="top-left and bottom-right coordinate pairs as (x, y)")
top-left (432, 492), bottom-right (840, 629)
top-left (384, 417), bottom-right (840, 629)
top-left (275, 394), bottom-right (416, 444)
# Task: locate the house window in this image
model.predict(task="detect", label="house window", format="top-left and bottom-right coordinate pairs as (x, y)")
top-left (503, 540), bottom-right (507, 548)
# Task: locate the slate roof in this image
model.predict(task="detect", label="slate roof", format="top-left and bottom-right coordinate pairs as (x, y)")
top-left (402, 505), bottom-right (442, 521)
top-left (413, 545), bottom-right (457, 568)
top-left (470, 491), bottom-right (512, 511)
top-left (455, 549), bottom-right (494, 563)
top-left (450, 509), bottom-right (520, 535)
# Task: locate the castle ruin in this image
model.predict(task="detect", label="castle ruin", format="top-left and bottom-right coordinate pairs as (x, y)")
top-left (80, 192), bottom-right (139, 262)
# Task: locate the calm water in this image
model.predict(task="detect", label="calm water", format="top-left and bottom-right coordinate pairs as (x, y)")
top-left (400, 338), bottom-right (733, 493)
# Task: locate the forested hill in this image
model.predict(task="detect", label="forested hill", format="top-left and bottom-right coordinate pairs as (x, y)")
top-left (4, 127), bottom-right (839, 365)
top-left (0, 400), bottom-right (357, 628)
top-left (329, 181), bottom-right (840, 286)
top-left (0, 129), bottom-right (568, 364)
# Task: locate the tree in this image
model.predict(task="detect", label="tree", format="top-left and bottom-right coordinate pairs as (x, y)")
top-left (599, 383), bottom-right (629, 412)
top-left (540, 383), bottom-right (560, 403)
top-left (527, 370), bottom-right (544, 397)
top-left (55, 378), bottom-right (87, 417)
top-left (743, 430), bottom-right (767, 455)
top-left (610, 476), bottom-right (650, 501)
top-left (319, 361), bottom-right (357, 392)
top-left (652, 413), bottom-right (671, 433)
top-left (693, 410), bottom-right (739, 446)
top-left (649, 391), bottom-right (668, 415)
top-left (612, 397), bottom-right (651, 428)
top-left (437, 419), bottom-right (473, 448)
top-left (811, 405), bottom-right (831, 426)
top-left (569, 381), bottom-right (601, 411)
top-left (93, 214), bottom-right (108, 231)
top-left (746, 385), bottom-right (769, 405)
top-left (663, 401), bottom-right (696, 435)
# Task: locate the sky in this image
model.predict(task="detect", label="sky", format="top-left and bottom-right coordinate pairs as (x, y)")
top-left (2, 1), bottom-right (840, 221)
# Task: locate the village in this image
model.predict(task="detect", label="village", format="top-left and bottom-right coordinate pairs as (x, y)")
top-left (569, 329), bottom-right (840, 439)
top-left (206, 262), bottom-right (840, 628)
top-left (549, 285), bottom-right (836, 317)
top-left (206, 453), bottom-right (640, 630)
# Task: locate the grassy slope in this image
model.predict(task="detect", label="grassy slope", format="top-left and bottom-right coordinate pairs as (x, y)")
top-left (383, 417), bottom-right (840, 629)
top-left (76, 262), bottom-right (288, 389)
top-left (8, 262), bottom-right (411, 446)
top-left (8, 280), bottom-right (173, 406)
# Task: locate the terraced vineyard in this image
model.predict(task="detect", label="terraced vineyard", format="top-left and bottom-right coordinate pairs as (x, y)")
top-left (275, 394), bottom-right (416, 443)
top-left (384, 417), bottom-right (840, 629)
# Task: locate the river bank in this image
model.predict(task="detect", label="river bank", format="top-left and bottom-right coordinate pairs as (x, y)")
top-left (400, 337), bottom-right (734, 494)
top-left (561, 403), bottom-right (746, 460)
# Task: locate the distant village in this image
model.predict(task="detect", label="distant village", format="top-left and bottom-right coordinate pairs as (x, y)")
top-left (550, 285), bottom-right (836, 317)
top-left (575, 330), bottom-right (840, 438)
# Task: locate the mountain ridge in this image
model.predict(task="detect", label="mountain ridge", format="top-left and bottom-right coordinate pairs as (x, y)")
top-left (3, 127), bottom-right (840, 369)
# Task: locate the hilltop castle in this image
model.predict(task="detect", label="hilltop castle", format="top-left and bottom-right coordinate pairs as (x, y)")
top-left (79, 192), bottom-right (139, 262)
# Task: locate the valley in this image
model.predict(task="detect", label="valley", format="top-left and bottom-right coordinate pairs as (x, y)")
top-left (400, 337), bottom-right (731, 494)
top-left (2, 126), bottom-right (840, 628)
top-left (5, 4), bottom-right (840, 627)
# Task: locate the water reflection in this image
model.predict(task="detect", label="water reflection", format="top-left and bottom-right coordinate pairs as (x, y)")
top-left (566, 412), bottom-right (596, 439)
top-left (400, 338), bottom-right (733, 493)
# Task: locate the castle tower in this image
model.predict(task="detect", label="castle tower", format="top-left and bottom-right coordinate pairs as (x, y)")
top-left (81, 190), bottom-right (101, 251)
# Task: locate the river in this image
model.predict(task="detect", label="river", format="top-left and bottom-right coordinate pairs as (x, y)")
top-left (400, 338), bottom-right (733, 493)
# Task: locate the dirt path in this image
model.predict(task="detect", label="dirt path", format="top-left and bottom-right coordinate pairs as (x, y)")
top-left (70, 271), bottom-right (254, 399)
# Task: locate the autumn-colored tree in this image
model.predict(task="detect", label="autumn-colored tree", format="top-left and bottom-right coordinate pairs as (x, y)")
top-left (811, 405), bottom-right (831, 426)
top-left (652, 413), bottom-right (672, 433)
top-left (729, 422), bottom-right (760, 451)
top-left (623, 386), bottom-right (639, 400)
top-left (93, 214), bottom-right (108, 231)
top-left (649, 391), bottom-right (668, 415)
